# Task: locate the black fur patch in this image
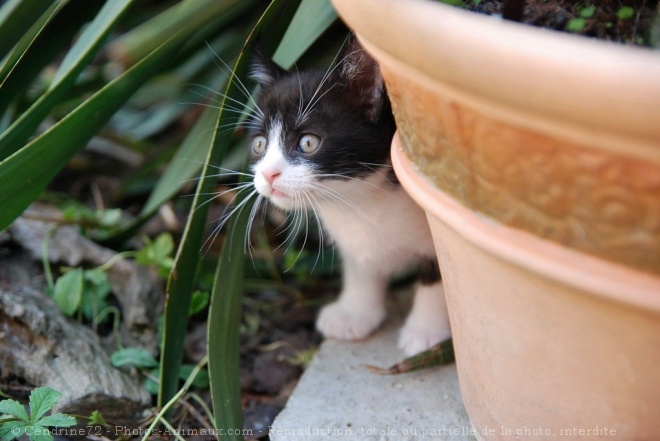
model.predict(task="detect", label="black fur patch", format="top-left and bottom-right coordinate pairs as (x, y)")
top-left (418, 257), bottom-right (441, 285)
top-left (248, 40), bottom-right (396, 180)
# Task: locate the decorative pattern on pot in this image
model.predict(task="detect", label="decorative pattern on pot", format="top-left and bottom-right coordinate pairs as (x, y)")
top-left (384, 70), bottom-right (660, 276)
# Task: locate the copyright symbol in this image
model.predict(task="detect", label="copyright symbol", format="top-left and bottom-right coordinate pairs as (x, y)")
top-left (11, 427), bottom-right (21, 435)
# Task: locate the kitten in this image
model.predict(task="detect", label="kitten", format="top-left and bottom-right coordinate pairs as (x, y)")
top-left (246, 38), bottom-right (450, 356)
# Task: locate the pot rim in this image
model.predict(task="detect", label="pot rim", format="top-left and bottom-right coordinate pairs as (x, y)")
top-left (331, 0), bottom-right (660, 165)
top-left (392, 134), bottom-right (660, 314)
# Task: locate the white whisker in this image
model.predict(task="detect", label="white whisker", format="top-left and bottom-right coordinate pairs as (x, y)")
top-left (298, 44), bottom-right (361, 124)
top-left (201, 187), bottom-right (258, 254)
top-left (204, 43), bottom-right (265, 121)
top-left (245, 194), bottom-right (264, 255)
top-left (190, 84), bottom-right (265, 122)
top-left (302, 191), bottom-right (328, 273)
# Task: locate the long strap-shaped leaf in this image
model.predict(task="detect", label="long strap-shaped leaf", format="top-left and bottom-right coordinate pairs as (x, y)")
top-left (0, 0), bottom-right (134, 160)
top-left (208, 0), bottom-right (336, 437)
top-left (108, 0), bottom-right (246, 68)
top-left (273, 0), bottom-right (338, 70)
top-left (154, 0), bottom-right (263, 411)
top-left (0, 0), bottom-right (102, 118)
top-left (0, 0), bottom-right (65, 84)
top-left (208, 1), bottom-right (338, 436)
top-left (97, 30), bottom-right (248, 246)
top-left (0, 33), bottom-right (189, 232)
top-left (0, 0), bottom-right (55, 61)
top-left (160, 0), bottom-right (337, 435)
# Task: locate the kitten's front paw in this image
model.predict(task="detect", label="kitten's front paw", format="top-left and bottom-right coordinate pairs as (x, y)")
top-left (398, 322), bottom-right (451, 357)
top-left (316, 302), bottom-right (386, 341)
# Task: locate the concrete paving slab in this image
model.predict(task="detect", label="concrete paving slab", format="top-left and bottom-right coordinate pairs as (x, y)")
top-left (270, 290), bottom-right (475, 441)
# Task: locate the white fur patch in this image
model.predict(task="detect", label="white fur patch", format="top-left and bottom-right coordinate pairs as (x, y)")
top-left (249, 65), bottom-right (276, 86)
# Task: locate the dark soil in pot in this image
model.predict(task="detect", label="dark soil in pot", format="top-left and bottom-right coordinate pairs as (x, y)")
top-left (462, 0), bottom-right (659, 46)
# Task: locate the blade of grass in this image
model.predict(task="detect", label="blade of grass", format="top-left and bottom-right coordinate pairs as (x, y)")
top-left (151, 0), bottom-right (260, 412)
top-left (272, 0), bottom-right (337, 69)
top-left (0, 33), bottom-right (189, 232)
top-left (100, 105), bottom-right (220, 247)
top-left (157, 32), bottom-right (260, 418)
top-left (208, 0), bottom-right (336, 436)
top-left (159, 0), bottom-right (338, 431)
top-left (106, 29), bottom-right (248, 143)
top-left (0, 0), bottom-right (64, 83)
top-left (108, 0), bottom-right (248, 68)
top-left (206, 193), bottom-right (254, 438)
top-left (0, 0), bottom-right (135, 160)
top-left (364, 339), bottom-right (455, 374)
top-left (98, 31), bottom-right (248, 245)
top-left (0, 0), bottom-right (55, 60)
top-left (0, 0), bottom-right (102, 118)
top-left (159, 0), bottom-right (302, 424)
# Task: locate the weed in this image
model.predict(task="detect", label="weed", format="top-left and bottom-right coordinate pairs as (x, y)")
top-left (0, 387), bottom-right (76, 441)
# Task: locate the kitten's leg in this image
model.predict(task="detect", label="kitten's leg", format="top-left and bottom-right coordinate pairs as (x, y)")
top-left (398, 282), bottom-right (451, 356)
top-left (316, 258), bottom-right (387, 341)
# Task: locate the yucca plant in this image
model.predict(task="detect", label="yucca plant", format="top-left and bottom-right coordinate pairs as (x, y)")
top-left (0, 0), bottom-right (338, 438)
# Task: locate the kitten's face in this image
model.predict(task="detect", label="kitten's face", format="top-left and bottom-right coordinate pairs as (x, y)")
top-left (247, 42), bottom-right (395, 211)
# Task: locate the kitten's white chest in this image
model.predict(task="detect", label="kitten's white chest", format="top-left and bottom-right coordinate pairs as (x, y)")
top-left (316, 179), bottom-right (434, 271)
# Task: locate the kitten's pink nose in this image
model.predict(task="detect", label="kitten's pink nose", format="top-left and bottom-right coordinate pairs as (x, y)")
top-left (262, 170), bottom-right (281, 186)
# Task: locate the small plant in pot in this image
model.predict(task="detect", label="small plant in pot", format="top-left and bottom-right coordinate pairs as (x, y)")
top-left (330, 0), bottom-right (660, 439)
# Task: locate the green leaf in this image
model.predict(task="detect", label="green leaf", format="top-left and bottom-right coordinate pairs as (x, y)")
top-left (207, 196), bottom-right (254, 439)
top-left (0, 1), bottom-right (102, 117)
top-left (206, 1), bottom-right (338, 437)
top-left (81, 269), bottom-right (111, 322)
top-left (153, 233), bottom-right (175, 261)
top-left (107, 0), bottom-right (249, 68)
top-left (617, 6), bottom-right (634, 20)
top-left (0, 28), bottom-right (189, 232)
top-left (436, 0), bottom-right (466, 7)
top-left (365, 339), bottom-right (455, 374)
top-left (97, 209), bottom-right (123, 228)
top-left (188, 290), bottom-right (210, 316)
top-left (0, 0), bottom-right (135, 159)
top-left (26, 424), bottom-right (53, 441)
top-left (179, 364), bottom-right (210, 389)
top-left (272, 0), bottom-right (337, 69)
top-left (52, 268), bottom-right (84, 317)
top-left (111, 347), bottom-right (159, 369)
top-left (28, 387), bottom-right (61, 423)
top-left (84, 268), bottom-right (110, 288)
top-left (141, 106), bottom-right (219, 217)
top-left (51, 0), bottom-right (132, 87)
top-left (135, 233), bottom-right (175, 277)
top-left (566, 17), bottom-right (586, 32)
top-left (159, 0), bottom-right (287, 420)
top-left (87, 410), bottom-right (108, 427)
top-left (0, 398), bottom-right (29, 421)
top-left (579, 5), bottom-right (596, 18)
top-left (0, 420), bottom-right (26, 441)
top-left (35, 413), bottom-right (76, 428)
top-left (100, 106), bottom-right (220, 245)
top-left (0, 0), bottom-right (55, 61)
top-left (158, 0), bottom-right (338, 431)
top-left (99, 30), bottom-right (249, 246)
top-left (144, 368), bottom-right (160, 396)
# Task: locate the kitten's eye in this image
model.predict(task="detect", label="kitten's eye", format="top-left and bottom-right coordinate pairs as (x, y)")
top-left (298, 134), bottom-right (321, 154)
top-left (252, 135), bottom-right (267, 155)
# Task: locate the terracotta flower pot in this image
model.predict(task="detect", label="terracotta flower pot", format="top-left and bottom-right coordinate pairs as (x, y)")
top-left (331, 0), bottom-right (660, 439)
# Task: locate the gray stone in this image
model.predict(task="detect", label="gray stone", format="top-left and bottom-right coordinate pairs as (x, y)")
top-left (270, 290), bottom-right (475, 441)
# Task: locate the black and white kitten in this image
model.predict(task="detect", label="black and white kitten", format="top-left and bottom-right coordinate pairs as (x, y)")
top-left (246, 39), bottom-right (450, 356)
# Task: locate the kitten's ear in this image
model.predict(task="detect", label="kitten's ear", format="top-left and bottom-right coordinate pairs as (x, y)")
top-left (249, 44), bottom-right (285, 86)
top-left (336, 36), bottom-right (386, 123)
